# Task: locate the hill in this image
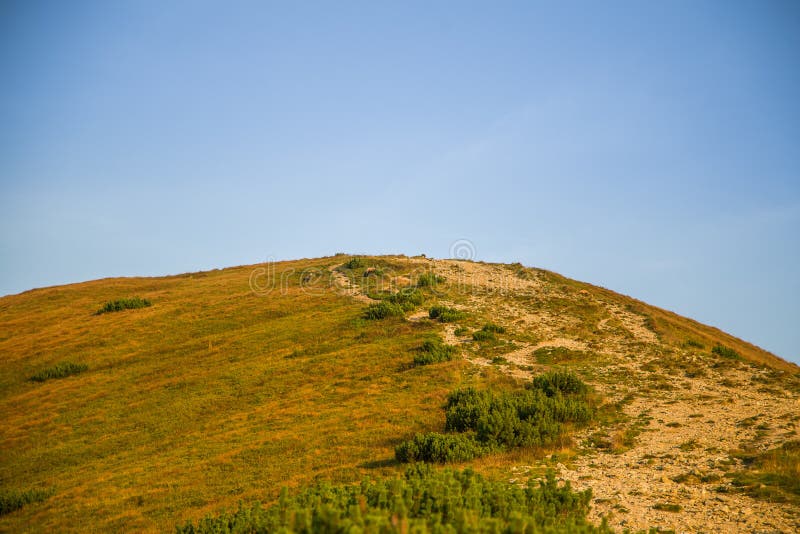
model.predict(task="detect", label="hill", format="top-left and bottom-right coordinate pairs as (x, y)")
top-left (1, 255), bottom-right (798, 532)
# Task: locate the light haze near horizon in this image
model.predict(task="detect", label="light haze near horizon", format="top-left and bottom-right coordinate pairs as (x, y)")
top-left (1, 1), bottom-right (799, 362)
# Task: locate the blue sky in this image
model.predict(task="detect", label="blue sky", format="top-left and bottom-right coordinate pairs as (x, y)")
top-left (1, 1), bottom-right (798, 362)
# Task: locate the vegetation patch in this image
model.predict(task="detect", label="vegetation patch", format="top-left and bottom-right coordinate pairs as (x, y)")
top-left (413, 338), bottom-right (457, 366)
top-left (384, 289), bottom-right (424, 310)
top-left (343, 257), bottom-right (364, 269)
top-left (472, 330), bottom-right (497, 342)
top-left (480, 322), bottom-right (506, 334)
top-left (728, 441), bottom-right (800, 504)
top-left (683, 339), bottom-right (704, 349)
top-left (428, 306), bottom-right (465, 323)
top-left (712, 344), bottom-right (742, 361)
top-left (395, 432), bottom-right (487, 463)
top-left (95, 297), bottom-right (151, 315)
top-left (396, 371), bottom-right (595, 463)
top-left (416, 272), bottom-right (445, 288)
top-left (652, 502), bottom-right (682, 512)
top-left (177, 465), bottom-right (605, 533)
top-left (363, 301), bottom-right (405, 320)
top-left (29, 362), bottom-right (88, 382)
top-left (0, 488), bottom-right (53, 516)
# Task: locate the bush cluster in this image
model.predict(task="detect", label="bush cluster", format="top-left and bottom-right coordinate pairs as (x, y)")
top-left (177, 465), bottom-right (606, 534)
top-left (472, 331), bottom-right (496, 342)
top-left (95, 297), bottom-right (151, 315)
top-left (29, 362), bottom-right (88, 383)
top-left (413, 339), bottom-right (457, 366)
top-left (480, 323), bottom-right (506, 334)
top-left (364, 289), bottom-right (425, 320)
top-left (344, 257), bottom-right (364, 269)
top-left (712, 344), bottom-right (742, 360)
top-left (394, 432), bottom-right (486, 463)
top-left (531, 369), bottom-right (589, 397)
top-left (428, 306), bottom-right (465, 323)
top-left (363, 301), bottom-right (405, 320)
top-left (415, 272), bottom-right (445, 288)
top-left (384, 289), bottom-right (424, 310)
top-left (396, 371), bottom-right (594, 463)
top-left (472, 323), bottom-right (506, 342)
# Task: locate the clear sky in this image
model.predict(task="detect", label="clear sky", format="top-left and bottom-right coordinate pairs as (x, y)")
top-left (1, 1), bottom-right (798, 362)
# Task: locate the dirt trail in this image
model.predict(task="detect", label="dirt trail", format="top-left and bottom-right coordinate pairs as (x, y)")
top-left (329, 264), bottom-right (376, 303)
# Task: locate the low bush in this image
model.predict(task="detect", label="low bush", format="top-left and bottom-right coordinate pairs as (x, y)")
top-left (684, 339), bottom-right (705, 349)
top-left (712, 344), bottom-right (742, 360)
top-left (385, 289), bottom-right (424, 311)
top-left (428, 306), bottom-right (465, 323)
top-left (95, 297), bottom-right (151, 315)
top-left (30, 362), bottom-right (88, 382)
top-left (177, 465), bottom-right (605, 533)
top-left (0, 488), bottom-right (53, 516)
top-left (363, 301), bottom-right (405, 320)
top-left (472, 323), bottom-right (506, 342)
top-left (416, 272), bottom-right (445, 288)
top-left (395, 432), bottom-right (486, 463)
top-left (472, 330), bottom-right (497, 342)
top-left (531, 369), bottom-right (589, 397)
top-left (414, 339), bottom-right (457, 366)
top-left (397, 371), bottom-right (595, 463)
top-left (344, 257), bottom-right (364, 269)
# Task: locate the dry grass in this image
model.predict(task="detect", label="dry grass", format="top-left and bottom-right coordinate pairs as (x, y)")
top-left (0, 257), bottom-right (473, 532)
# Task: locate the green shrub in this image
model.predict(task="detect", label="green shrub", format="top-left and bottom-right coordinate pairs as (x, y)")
top-left (177, 465), bottom-right (604, 533)
top-left (344, 257), bottom-right (364, 269)
top-left (30, 362), bottom-right (88, 382)
top-left (385, 289), bottom-right (424, 311)
top-left (413, 339), bottom-right (457, 366)
top-left (684, 339), bottom-right (704, 349)
top-left (363, 301), bottom-right (405, 320)
top-left (428, 306), bottom-right (466, 323)
top-left (472, 330), bottom-right (497, 342)
top-left (416, 272), bottom-right (445, 288)
top-left (0, 488), bottom-right (53, 516)
top-left (395, 432), bottom-right (486, 463)
top-left (480, 323), bottom-right (506, 334)
top-left (712, 344), bottom-right (742, 360)
top-left (453, 326), bottom-right (469, 337)
top-left (531, 370), bottom-right (589, 397)
top-left (95, 297), bottom-right (151, 315)
top-left (420, 372), bottom-right (595, 457)
top-left (471, 323), bottom-right (505, 342)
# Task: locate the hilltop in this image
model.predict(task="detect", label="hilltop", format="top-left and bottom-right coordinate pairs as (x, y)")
top-left (1, 255), bottom-right (798, 532)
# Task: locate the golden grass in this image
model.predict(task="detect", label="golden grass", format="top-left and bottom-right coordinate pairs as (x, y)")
top-left (0, 257), bottom-right (471, 532)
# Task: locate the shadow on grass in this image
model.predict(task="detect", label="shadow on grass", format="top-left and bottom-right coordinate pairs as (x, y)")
top-left (358, 458), bottom-right (399, 469)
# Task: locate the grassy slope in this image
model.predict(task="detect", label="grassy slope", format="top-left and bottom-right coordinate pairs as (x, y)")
top-left (0, 255), bottom-right (795, 532)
